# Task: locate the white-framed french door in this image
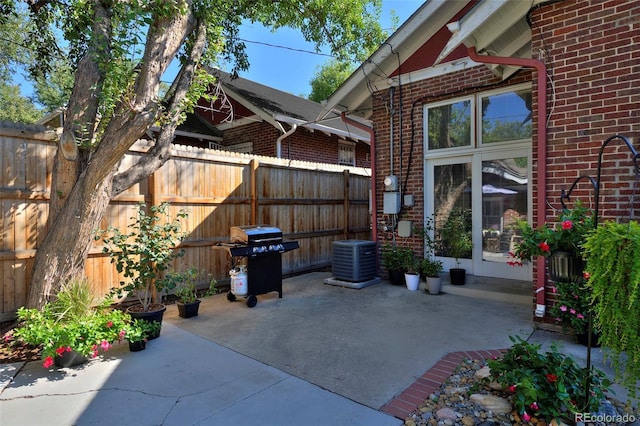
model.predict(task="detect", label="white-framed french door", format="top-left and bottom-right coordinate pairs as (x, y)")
top-left (425, 147), bottom-right (532, 280)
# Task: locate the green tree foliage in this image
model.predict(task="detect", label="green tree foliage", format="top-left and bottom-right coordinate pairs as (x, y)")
top-left (308, 60), bottom-right (354, 102)
top-left (0, 83), bottom-right (41, 123)
top-left (5, 0), bottom-right (386, 308)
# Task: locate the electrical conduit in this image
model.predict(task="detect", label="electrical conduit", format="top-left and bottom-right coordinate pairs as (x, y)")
top-left (467, 46), bottom-right (548, 314)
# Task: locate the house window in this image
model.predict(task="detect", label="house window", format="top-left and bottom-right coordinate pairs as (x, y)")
top-left (338, 140), bottom-right (356, 166)
top-left (425, 98), bottom-right (473, 151)
top-left (479, 88), bottom-right (532, 144)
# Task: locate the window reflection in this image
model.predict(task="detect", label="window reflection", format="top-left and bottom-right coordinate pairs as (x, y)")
top-left (434, 162), bottom-right (472, 258)
top-left (481, 89), bottom-right (532, 144)
top-left (481, 157), bottom-right (529, 262)
top-left (427, 100), bottom-right (471, 150)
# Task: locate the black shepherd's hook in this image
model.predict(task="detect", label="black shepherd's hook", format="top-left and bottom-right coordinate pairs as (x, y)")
top-left (557, 134), bottom-right (640, 411)
top-left (559, 175), bottom-right (598, 210)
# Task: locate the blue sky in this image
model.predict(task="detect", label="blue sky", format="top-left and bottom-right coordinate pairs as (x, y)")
top-left (230, 0), bottom-right (423, 97)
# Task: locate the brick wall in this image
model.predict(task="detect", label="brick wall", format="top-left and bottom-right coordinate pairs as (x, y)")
top-left (532, 0), bottom-right (640, 220)
top-left (372, 67), bottom-right (531, 254)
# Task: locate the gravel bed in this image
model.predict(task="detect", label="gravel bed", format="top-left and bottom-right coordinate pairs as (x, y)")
top-left (403, 359), bottom-right (638, 426)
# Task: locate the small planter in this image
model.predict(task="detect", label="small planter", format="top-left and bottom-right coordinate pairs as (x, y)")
top-left (404, 273), bottom-right (420, 291)
top-left (128, 340), bottom-right (147, 352)
top-left (54, 350), bottom-right (87, 368)
top-left (449, 268), bottom-right (466, 285)
top-left (426, 277), bottom-right (442, 295)
top-left (388, 269), bottom-right (405, 286)
top-left (548, 251), bottom-right (584, 282)
top-left (177, 300), bottom-right (201, 318)
top-left (127, 304), bottom-right (166, 340)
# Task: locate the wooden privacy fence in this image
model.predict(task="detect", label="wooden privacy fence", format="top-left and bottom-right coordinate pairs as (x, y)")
top-left (0, 125), bottom-right (371, 320)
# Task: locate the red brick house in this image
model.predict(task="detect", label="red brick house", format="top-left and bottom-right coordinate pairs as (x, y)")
top-left (173, 69), bottom-right (371, 167)
top-left (320, 0), bottom-right (639, 323)
top-left (38, 70), bottom-right (372, 168)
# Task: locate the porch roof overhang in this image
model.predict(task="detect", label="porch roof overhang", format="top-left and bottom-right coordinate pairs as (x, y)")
top-left (318, 0), bottom-right (545, 122)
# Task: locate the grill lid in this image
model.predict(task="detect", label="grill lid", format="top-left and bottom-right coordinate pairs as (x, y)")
top-left (230, 225), bottom-right (283, 244)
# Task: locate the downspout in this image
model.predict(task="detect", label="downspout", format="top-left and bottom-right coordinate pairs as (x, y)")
top-left (467, 46), bottom-right (548, 316)
top-left (340, 112), bottom-right (378, 244)
top-left (276, 124), bottom-right (297, 159)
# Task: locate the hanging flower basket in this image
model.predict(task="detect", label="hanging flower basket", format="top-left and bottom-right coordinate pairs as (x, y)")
top-left (547, 251), bottom-right (585, 283)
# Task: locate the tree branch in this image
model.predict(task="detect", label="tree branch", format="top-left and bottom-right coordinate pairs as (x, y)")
top-left (111, 18), bottom-right (208, 197)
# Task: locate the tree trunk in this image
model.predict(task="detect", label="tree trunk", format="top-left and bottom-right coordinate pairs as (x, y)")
top-left (27, 167), bottom-right (115, 308)
top-left (26, 12), bottom-right (202, 309)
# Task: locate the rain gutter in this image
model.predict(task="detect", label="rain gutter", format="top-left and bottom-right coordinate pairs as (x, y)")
top-left (467, 46), bottom-right (548, 315)
top-left (276, 124), bottom-right (297, 159)
top-left (340, 112), bottom-right (378, 243)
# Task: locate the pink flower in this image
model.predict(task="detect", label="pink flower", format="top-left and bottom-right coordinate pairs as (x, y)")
top-left (560, 305), bottom-right (568, 312)
top-left (551, 286), bottom-right (557, 294)
top-left (577, 313), bottom-right (585, 319)
top-left (561, 220), bottom-right (573, 230)
top-left (530, 402), bottom-right (539, 410)
top-left (4, 332), bottom-right (13, 343)
top-left (106, 321), bottom-right (113, 328)
top-left (43, 356), bottom-right (54, 368)
top-left (508, 385), bottom-right (517, 393)
top-left (92, 350), bottom-right (99, 358)
top-left (522, 411), bottom-right (531, 422)
top-left (100, 340), bottom-right (111, 351)
top-left (570, 308), bottom-right (576, 315)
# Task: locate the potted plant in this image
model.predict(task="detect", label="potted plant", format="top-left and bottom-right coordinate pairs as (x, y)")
top-left (510, 202), bottom-right (593, 282)
top-left (381, 243), bottom-right (408, 286)
top-left (124, 319), bottom-right (161, 352)
top-left (440, 208), bottom-right (473, 285)
top-left (97, 202), bottom-right (188, 338)
top-left (170, 267), bottom-right (218, 318)
top-left (13, 277), bottom-right (130, 368)
top-left (402, 250), bottom-right (420, 291)
top-left (421, 257), bottom-right (443, 295)
top-left (583, 219), bottom-right (640, 398)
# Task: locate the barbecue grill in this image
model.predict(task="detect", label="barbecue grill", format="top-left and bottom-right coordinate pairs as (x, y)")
top-left (220, 225), bottom-right (299, 307)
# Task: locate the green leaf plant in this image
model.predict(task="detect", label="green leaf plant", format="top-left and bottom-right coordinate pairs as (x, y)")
top-left (583, 220), bottom-right (640, 398)
top-left (97, 203), bottom-right (188, 312)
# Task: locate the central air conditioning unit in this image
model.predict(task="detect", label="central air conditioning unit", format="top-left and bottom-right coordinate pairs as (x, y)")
top-left (332, 240), bottom-right (377, 282)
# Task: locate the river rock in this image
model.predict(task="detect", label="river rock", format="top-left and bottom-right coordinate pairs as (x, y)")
top-left (436, 407), bottom-right (457, 420)
top-left (469, 394), bottom-right (512, 414)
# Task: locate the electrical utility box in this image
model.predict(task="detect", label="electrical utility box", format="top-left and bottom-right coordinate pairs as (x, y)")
top-left (383, 192), bottom-right (401, 214)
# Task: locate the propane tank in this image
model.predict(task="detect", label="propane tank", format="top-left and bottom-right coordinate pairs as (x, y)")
top-left (230, 265), bottom-right (248, 296)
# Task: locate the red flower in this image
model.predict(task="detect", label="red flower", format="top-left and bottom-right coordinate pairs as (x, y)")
top-left (43, 356), bottom-right (54, 369)
top-left (55, 347), bottom-right (66, 356)
top-left (583, 272), bottom-right (591, 280)
top-left (508, 385), bottom-right (517, 393)
top-left (538, 241), bottom-right (550, 252)
top-left (530, 401), bottom-right (539, 410)
top-left (546, 373), bottom-right (557, 383)
top-left (561, 220), bottom-right (573, 230)
top-left (106, 321), bottom-right (113, 328)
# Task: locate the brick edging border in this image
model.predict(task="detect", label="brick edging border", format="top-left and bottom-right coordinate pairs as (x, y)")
top-left (380, 349), bottom-right (507, 420)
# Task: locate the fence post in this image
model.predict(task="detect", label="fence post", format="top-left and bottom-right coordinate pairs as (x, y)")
top-left (250, 159), bottom-right (258, 225)
top-left (343, 169), bottom-right (350, 238)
